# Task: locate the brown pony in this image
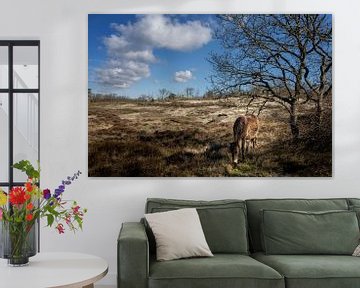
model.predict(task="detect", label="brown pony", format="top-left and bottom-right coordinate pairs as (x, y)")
top-left (231, 114), bottom-right (259, 164)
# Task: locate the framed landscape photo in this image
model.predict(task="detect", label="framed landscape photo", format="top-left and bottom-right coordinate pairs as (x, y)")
top-left (88, 14), bottom-right (332, 177)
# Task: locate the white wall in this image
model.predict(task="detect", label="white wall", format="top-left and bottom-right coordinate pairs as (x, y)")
top-left (1, 0), bottom-right (360, 286)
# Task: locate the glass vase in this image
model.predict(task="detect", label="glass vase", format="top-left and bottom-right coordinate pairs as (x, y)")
top-left (0, 220), bottom-right (37, 266)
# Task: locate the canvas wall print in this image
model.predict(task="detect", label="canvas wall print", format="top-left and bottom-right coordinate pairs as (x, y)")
top-left (88, 14), bottom-right (332, 177)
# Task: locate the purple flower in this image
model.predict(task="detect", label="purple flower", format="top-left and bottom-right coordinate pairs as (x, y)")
top-left (54, 189), bottom-right (63, 198)
top-left (43, 189), bottom-right (51, 200)
top-left (54, 171), bottom-right (82, 199)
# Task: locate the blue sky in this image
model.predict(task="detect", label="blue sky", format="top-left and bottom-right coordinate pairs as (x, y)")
top-left (88, 14), bottom-right (220, 98)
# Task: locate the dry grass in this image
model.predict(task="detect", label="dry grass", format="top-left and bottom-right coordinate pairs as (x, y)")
top-left (88, 97), bottom-right (332, 177)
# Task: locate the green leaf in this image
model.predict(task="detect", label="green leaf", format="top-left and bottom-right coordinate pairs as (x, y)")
top-left (47, 206), bottom-right (60, 217)
top-left (75, 215), bottom-right (83, 230)
top-left (47, 214), bottom-right (54, 227)
top-left (12, 160), bottom-right (40, 180)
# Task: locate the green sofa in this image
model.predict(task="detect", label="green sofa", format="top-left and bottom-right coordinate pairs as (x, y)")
top-left (118, 198), bottom-right (360, 288)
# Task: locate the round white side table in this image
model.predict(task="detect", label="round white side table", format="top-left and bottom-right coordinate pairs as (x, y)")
top-left (0, 252), bottom-right (108, 288)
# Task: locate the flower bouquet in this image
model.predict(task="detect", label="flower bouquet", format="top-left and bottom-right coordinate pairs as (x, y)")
top-left (0, 160), bottom-right (87, 266)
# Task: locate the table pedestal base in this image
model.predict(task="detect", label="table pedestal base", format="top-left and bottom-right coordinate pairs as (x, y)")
top-left (83, 285), bottom-right (94, 288)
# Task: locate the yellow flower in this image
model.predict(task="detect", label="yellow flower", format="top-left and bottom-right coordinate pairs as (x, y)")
top-left (0, 190), bottom-right (7, 206)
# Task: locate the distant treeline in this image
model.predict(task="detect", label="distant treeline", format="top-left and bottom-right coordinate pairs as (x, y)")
top-left (88, 88), bottom-right (260, 102)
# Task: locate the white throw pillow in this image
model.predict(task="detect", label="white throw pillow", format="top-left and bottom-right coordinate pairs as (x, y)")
top-left (145, 208), bottom-right (213, 261)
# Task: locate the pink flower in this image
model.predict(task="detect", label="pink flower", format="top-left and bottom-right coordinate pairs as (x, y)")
top-left (0, 208), bottom-right (3, 220)
top-left (72, 205), bottom-right (80, 215)
top-left (56, 223), bottom-right (65, 234)
top-left (65, 214), bottom-right (71, 225)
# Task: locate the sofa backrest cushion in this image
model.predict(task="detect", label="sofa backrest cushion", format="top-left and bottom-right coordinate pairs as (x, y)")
top-left (145, 198), bottom-right (249, 254)
top-left (348, 198), bottom-right (360, 207)
top-left (246, 198), bottom-right (349, 252)
top-left (261, 209), bottom-right (359, 255)
top-left (350, 206), bottom-right (360, 226)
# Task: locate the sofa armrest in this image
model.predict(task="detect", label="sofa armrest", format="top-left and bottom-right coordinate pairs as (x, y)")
top-left (118, 222), bottom-right (149, 288)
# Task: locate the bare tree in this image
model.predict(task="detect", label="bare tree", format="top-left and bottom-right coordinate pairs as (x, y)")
top-left (159, 88), bottom-right (170, 100)
top-left (301, 15), bottom-right (332, 127)
top-left (209, 14), bottom-right (332, 140)
top-left (185, 87), bottom-right (195, 98)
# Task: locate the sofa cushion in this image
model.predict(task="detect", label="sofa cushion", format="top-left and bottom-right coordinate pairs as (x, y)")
top-left (145, 208), bottom-right (213, 261)
top-left (252, 252), bottom-right (360, 288)
top-left (149, 254), bottom-right (284, 288)
top-left (146, 198), bottom-right (249, 254)
top-left (246, 198), bottom-right (349, 252)
top-left (261, 209), bottom-right (359, 255)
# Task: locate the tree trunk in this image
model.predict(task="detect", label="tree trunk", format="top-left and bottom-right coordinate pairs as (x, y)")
top-left (316, 93), bottom-right (324, 129)
top-left (290, 101), bottom-right (300, 140)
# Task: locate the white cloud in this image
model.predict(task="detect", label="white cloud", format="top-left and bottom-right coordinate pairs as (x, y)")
top-left (96, 15), bottom-right (212, 89)
top-left (122, 50), bottom-right (156, 62)
top-left (174, 70), bottom-right (193, 83)
top-left (111, 14), bottom-right (212, 52)
top-left (96, 60), bottom-right (150, 88)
